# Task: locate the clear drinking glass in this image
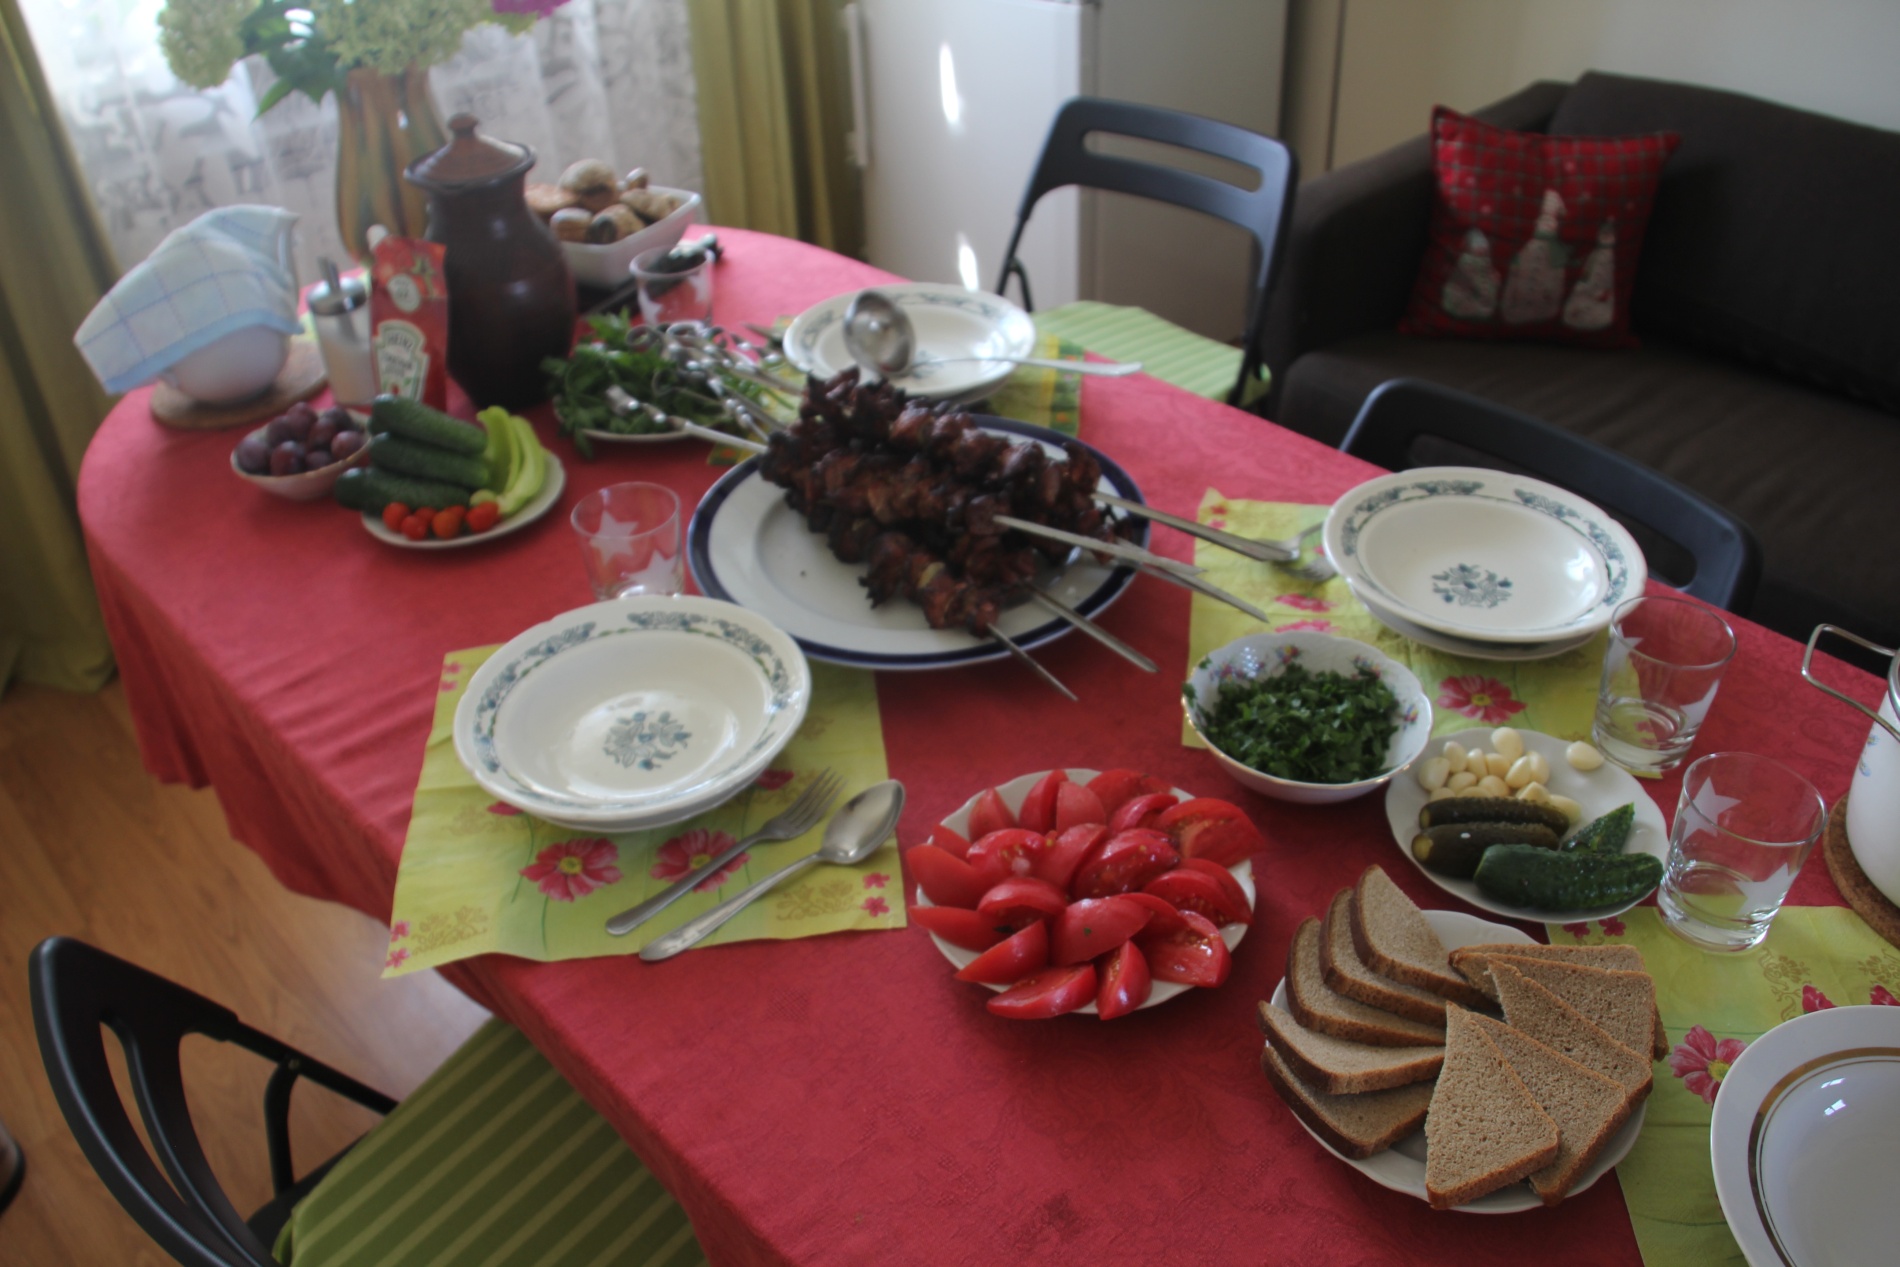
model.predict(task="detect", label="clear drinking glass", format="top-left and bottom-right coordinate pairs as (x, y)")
top-left (572, 482), bottom-right (683, 600)
top-left (632, 245), bottom-right (715, 326)
top-left (1657, 752), bottom-right (1826, 951)
top-left (1592, 595), bottom-right (1737, 774)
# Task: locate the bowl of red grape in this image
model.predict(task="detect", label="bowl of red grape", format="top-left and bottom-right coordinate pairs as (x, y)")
top-left (231, 402), bottom-right (371, 500)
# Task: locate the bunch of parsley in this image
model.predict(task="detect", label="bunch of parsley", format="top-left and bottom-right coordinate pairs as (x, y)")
top-left (1188, 663), bottom-right (1400, 784)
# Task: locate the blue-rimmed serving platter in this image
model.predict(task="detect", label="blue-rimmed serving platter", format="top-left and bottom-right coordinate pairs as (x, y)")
top-left (687, 416), bottom-right (1145, 671)
top-left (782, 283), bottom-right (1036, 403)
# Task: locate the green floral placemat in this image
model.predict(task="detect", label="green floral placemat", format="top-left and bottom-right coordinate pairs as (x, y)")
top-left (384, 649), bottom-right (898, 975)
top-left (1551, 907), bottom-right (1900, 1267)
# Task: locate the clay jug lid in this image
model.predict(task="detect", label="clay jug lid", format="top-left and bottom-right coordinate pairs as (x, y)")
top-left (406, 115), bottom-right (534, 191)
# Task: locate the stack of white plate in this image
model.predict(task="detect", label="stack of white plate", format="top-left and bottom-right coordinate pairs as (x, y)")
top-left (453, 596), bottom-right (812, 833)
top-left (1321, 467), bottom-right (1645, 661)
top-left (782, 283), bottom-right (1036, 404)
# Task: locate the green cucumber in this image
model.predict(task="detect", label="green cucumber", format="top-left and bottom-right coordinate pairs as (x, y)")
top-left (368, 394), bottom-right (487, 454)
top-left (335, 466), bottom-right (472, 514)
top-left (1412, 822), bottom-right (1561, 879)
top-left (368, 432), bottom-right (489, 489)
top-left (1418, 796), bottom-right (1571, 835)
top-left (1564, 802), bottom-right (1635, 854)
top-left (1472, 844), bottom-right (1662, 912)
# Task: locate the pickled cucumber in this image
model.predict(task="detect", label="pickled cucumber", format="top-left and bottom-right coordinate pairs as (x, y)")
top-left (1417, 796), bottom-right (1571, 835)
top-left (1563, 802), bottom-right (1635, 855)
top-left (1472, 844), bottom-right (1662, 912)
top-left (1411, 822), bottom-right (1561, 878)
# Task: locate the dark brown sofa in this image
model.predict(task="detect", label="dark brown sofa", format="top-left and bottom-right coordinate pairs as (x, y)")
top-left (1260, 72), bottom-right (1900, 652)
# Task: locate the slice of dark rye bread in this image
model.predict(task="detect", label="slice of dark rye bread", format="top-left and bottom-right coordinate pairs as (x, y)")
top-left (1489, 962), bottom-right (1654, 1100)
top-left (1319, 889), bottom-right (1449, 1024)
top-left (1423, 1006), bottom-right (1560, 1209)
top-left (1259, 1042), bottom-right (1436, 1160)
top-left (1349, 867), bottom-right (1491, 1009)
top-left (1466, 1011), bottom-right (1637, 1206)
top-left (1474, 955), bottom-right (1661, 1061)
top-left (1257, 1002), bottom-right (1444, 1094)
top-left (1451, 943), bottom-right (1668, 1059)
top-left (1286, 918), bottom-right (1447, 1047)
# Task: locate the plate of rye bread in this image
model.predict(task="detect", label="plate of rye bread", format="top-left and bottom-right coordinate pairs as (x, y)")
top-left (1259, 865), bottom-right (1662, 1212)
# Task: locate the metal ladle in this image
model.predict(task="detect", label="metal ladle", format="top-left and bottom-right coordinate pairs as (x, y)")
top-left (841, 290), bottom-right (1141, 378)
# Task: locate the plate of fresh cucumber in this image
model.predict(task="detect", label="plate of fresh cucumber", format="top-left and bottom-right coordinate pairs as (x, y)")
top-left (1383, 727), bottom-right (1668, 924)
top-left (360, 455), bottom-right (565, 549)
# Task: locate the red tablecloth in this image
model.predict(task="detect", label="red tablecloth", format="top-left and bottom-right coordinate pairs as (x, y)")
top-left (80, 228), bottom-right (1884, 1266)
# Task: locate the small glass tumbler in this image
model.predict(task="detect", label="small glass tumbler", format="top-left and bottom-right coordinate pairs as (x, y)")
top-left (1592, 595), bottom-right (1737, 774)
top-left (572, 482), bottom-right (683, 600)
top-left (1657, 752), bottom-right (1826, 951)
top-left (632, 245), bottom-right (715, 326)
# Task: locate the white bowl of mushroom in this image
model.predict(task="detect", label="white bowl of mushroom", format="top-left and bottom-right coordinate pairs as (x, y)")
top-left (530, 162), bottom-right (701, 290)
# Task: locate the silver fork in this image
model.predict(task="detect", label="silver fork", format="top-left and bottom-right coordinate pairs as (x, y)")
top-left (1278, 522), bottom-right (1335, 583)
top-left (604, 769), bottom-right (843, 936)
top-left (1093, 493), bottom-right (1333, 580)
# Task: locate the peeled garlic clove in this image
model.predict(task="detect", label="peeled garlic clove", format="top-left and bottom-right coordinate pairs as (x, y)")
top-left (1416, 756), bottom-right (1452, 791)
top-left (1525, 751), bottom-right (1552, 785)
top-left (1485, 752), bottom-right (1512, 779)
top-left (1491, 727), bottom-right (1525, 763)
top-left (1448, 770), bottom-right (1479, 793)
top-left (1517, 780), bottom-right (1551, 804)
top-left (1505, 754), bottom-right (1538, 789)
top-left (1476, 774), bottom-right (1511, 799)
top-left (1442, 742), bottom-right (1468, 775)
top-left (1566, 740), bottom-right (1605, 771)
top-left (1428, 786), bottom-right (1458, 802)
top-left (1549, 793), bottom-right (1584, 823)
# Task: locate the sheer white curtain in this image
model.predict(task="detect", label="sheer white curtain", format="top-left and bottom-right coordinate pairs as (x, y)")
top-left (19, 0), bottom-right (703, 284)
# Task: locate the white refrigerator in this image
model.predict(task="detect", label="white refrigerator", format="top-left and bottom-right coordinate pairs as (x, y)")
top-left (846, 0), bottom-right (1287, 344)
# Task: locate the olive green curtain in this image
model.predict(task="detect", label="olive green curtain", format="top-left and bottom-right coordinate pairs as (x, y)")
top-left (0, 0), bottom-right (119, 693)
top-left (686, 0), bottom-right (863, 256)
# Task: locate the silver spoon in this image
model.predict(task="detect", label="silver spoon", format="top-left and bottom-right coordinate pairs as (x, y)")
top-left (841, 290), bottom-right (1140, 379)
top-left (638, 779), bottom-right (907, 961)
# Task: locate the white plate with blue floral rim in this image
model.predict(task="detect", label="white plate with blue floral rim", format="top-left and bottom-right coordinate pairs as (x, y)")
top-left (1323, 467), bottom-right (1645, 645)
top-left (1355, 583), bottom-right (1599, 662)
top-left (783, 283), bottom-right (1036, 402)
top-left (452, 596), bottom-right (811, 833)
top-left (1269, 908), bottom-right (1646, 1213)
top-left (1710, 1004), bottom-right (1900, 1267)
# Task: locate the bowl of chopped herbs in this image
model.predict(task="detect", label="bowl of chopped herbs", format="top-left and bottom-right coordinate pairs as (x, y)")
top-left (1183, 632), bottom-right (1432, 804)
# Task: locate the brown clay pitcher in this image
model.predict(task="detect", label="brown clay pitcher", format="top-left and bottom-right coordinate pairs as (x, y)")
top-left (405, 115), bottom-right (575, 409)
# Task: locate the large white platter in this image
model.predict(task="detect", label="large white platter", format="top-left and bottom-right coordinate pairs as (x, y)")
top-left (686, 417), bottom-right (1144, 670)
top-left (782, 283), bottom-right (1036, 402)
top-left (453, 595), bottom-right (810, 833)
top-left (1710, 1004), bottom-right (1900, 1267)
top-left (1383, 727), bottom-right (1668, 924)
top-left (1269, 908), bottom-right (1646, 1213)
top-left (918, 769), bottom-right (1253, 1016)
top-left (1324, 467), bottom-right (1645, 644)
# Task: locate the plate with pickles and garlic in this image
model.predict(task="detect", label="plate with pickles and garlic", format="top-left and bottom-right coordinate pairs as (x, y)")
top-left (1383, 726), bottom-right (1667, 924)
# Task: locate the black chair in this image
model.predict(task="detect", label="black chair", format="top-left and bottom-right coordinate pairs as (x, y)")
top-left (995, 96), bottom-right (1297, 408)
top-left (28, 936), bottom-right (397, 1265)
top-left (1339, 379), bottom-right (1763, 612)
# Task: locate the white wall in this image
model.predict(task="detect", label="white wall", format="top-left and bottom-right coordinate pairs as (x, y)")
top-left (1289, 0), bottom-right (1900, 174)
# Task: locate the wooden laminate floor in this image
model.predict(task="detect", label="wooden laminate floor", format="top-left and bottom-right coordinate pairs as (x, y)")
top-left (0, 680), bottom-right (489, 1264)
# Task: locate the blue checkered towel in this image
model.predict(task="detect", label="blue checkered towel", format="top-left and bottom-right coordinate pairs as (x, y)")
top-left (74, 206), bottom-right (304, 394)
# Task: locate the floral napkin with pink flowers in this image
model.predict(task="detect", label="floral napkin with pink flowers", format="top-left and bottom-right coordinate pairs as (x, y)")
top-left (1552, 906), bottom-right (1900, 1267)
top-left (382, 648), bottom-right (898, 977)
top-left (1180, 494), bottom-right (1607, 749)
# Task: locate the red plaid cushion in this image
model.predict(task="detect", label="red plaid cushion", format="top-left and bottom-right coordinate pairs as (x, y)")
top-left (1400, 106), bottom-right (1680, 348)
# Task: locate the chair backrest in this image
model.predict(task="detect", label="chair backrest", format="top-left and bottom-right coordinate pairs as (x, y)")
top-left (995, 96), bottom-right (1297, 407)
top-left (28, 937), bottom-right (394, 1267)
top-left (1338, 379), bottom-right (1762, 611)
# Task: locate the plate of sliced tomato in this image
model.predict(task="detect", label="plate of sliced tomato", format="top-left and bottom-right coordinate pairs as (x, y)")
top-left (908, 768), bottom-right (1261, 1020)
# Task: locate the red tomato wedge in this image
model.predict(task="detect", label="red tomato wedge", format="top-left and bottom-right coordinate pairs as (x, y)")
top-left (1034, 823), bottom-right (1106, 893)
top-left (1070, 828), bottom-right (1180, 899)
top-left (967, 788), bottom-right (1016, 840)
top-left (926, 824), bottom-right (971, 860)
top-left (954, 921), bottom-right (1049, 984)
top-left (1154, 798), bottom-right (1263, 868)
top-left (1052, 782), bottom-right (1106, 832)
top-left (1096, 942), bottom-right (1153, 1020)
top-left (1085, 769), bottom-right (1173, 816)
top-left (1121, 890), bottom-right (1189, 936)
top-left (906, 845), bottom-right (991, 909)
top-left (966, 828), bottom-right (1047, 881)
top-left (976, 876), bottom-right (1069, 930)
top-left (1180, 857), bottom-right (1252, 916)
top-left (909, 905), bottom-right (1009, 952)
top-left (986, 964), bottom-right (1097, 1019)
top-left (1137, 909), bottom-right (1231, 988)
top-left (1050, 896), bottom-right (1152, 966)
top-left (1107, 792), bottom-right (1179, 834)
top-left (1141, 867), bottom-right (1251, 927)
top-left (1016, 770), bottom-right (1068, 833)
